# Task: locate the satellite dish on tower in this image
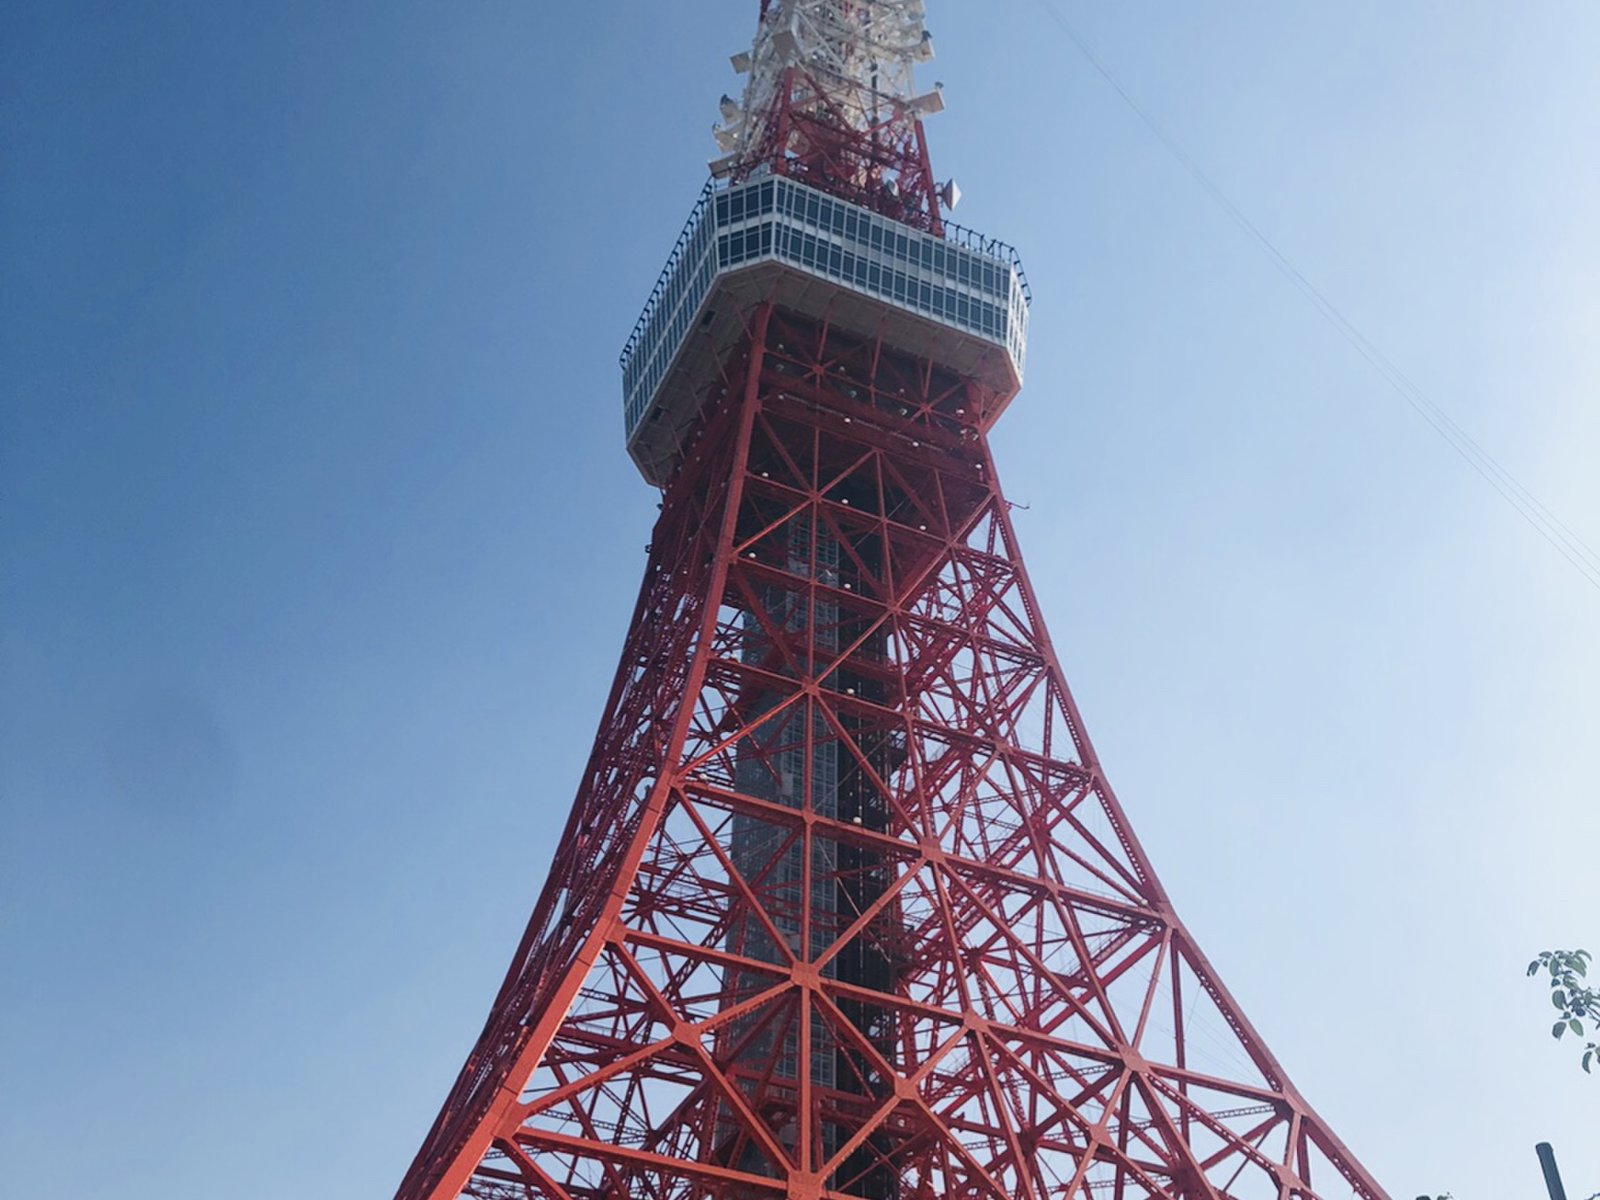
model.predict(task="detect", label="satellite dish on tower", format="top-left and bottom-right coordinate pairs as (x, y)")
top-left (939, 178), bottom-right (962, 211)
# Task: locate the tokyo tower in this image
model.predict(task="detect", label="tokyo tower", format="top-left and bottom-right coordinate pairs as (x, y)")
top-left (396, 3), bottom-right (1389, 1198)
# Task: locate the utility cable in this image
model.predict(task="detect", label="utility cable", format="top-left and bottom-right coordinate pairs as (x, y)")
top-left (1029, 0), bottom-right (1600, 594)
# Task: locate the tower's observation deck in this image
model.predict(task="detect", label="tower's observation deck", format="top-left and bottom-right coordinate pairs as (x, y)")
top-left (621, 175), bottom-right (1030, 484)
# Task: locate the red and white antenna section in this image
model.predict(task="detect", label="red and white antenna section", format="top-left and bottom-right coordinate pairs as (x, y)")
top-left (712, 0), bottom-right (956, 230)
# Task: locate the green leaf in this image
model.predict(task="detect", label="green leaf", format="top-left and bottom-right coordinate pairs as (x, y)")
top-left (1554, 990), bottom-right (1568, 1009)
top-left (1572, 1019), bottom-right (1585, 1036)
top-left (1554, 1021), bottom-right (1568, 1039)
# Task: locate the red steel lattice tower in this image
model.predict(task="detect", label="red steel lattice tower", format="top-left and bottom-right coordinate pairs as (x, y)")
top-left (397, 4), bottom-right (1390, 1198)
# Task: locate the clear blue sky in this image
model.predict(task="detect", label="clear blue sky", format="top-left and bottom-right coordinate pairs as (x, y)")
top-left (3, 2), bottom-right (1596, 1196)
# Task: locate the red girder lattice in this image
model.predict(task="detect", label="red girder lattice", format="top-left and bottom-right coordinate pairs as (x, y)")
top-left (730, 0), bottom-right (943, 232)
top-left (395, 303), bottom-right (1390, 1200)
top-left (735, 67), bottom-right (943, 234)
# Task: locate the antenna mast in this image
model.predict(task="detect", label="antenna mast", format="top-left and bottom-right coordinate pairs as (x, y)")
top-left (713, 0), bottom-right (949, 231)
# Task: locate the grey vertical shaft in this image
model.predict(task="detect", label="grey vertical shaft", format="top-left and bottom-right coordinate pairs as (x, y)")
top-left (1537, 1142), bottom-right (1569, 1200)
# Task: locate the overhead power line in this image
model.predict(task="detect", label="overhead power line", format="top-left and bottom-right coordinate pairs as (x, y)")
top-left (1030, 0), bottom-right (1600, 594)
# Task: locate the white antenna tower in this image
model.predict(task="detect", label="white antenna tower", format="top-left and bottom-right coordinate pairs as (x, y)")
top-left (712, 0), bottom-right (945, 179)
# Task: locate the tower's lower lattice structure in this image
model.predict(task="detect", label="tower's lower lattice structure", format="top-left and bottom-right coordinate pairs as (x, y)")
top-left (396, 4), bottom-right (1389, 1199)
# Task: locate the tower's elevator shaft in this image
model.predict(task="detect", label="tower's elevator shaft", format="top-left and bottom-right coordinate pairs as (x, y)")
top-left (719, 338), bottom-right (905, 1198)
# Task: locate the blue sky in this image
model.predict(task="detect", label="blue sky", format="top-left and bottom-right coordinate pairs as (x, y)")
top-left (3, 2), bottom-right (1596, 1196)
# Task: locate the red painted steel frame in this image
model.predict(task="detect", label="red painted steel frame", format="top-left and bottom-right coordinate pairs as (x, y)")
top-left (395, 301), bottom-right (1390, 1200)
top-left (735, 65), bottom-right (945, 235)
top-left (731, 2), bottom-right (944, 233)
